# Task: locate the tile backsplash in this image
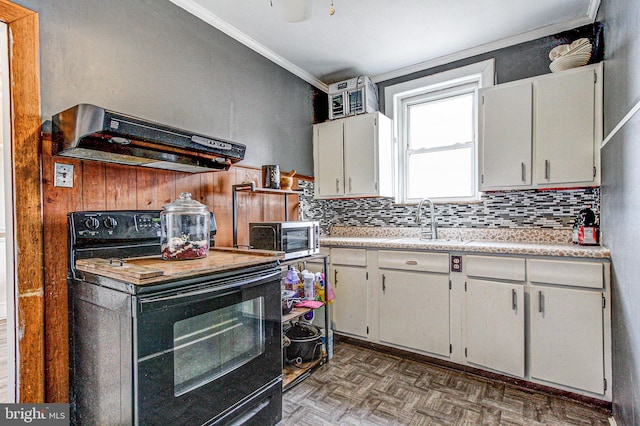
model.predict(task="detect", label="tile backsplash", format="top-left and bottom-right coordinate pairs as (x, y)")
top-left (298, 180), bottom-right (600, 235)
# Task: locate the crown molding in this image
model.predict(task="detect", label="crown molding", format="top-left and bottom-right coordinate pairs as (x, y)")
top-left (371, 15), bottom-right (596, 84)
top-left (168, 0), bottom-right (329, 92)
top-left (587, 0), bottom-right (601, 20)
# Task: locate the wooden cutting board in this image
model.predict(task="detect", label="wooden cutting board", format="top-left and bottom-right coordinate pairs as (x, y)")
top-left (75, 247), bottom-right (284, 285)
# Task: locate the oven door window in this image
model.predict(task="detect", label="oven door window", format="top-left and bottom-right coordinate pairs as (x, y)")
top-left (173, 296), bottom-right (265, 396)
top-left (283, 228), bottom-right (310, 253)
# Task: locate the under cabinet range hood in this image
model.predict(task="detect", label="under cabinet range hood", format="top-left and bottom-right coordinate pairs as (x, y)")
top-left (52, 104), bottom-right (246, 173)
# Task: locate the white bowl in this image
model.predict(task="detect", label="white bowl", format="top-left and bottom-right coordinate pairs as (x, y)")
top-left (550, 53), bottom-right (591, 72)
top-left (549, 44), bottom-right (570, 60)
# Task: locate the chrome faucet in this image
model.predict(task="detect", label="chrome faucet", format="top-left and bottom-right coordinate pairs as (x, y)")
top-left (415, 198), bottom-right (438, 240)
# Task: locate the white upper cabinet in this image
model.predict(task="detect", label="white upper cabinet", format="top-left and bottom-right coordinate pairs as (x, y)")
top-left (479, 82), bottom-right (533, 188)
top-left (314, 119), bottom-right (345, 197)
top-left (478, 63), bottom-right (602, 191)
top-left (313, 112), bottom-right (393, 199)
top-left (535, 67), bottom-right (598, 186)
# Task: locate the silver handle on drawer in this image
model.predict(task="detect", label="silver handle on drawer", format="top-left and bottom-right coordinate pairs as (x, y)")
top-left (544, 160), bottom-right (550, 180)
top-left (521, 162), bottom-right (526, 182)
top-left (538, 291), bottom-right (544, 313)
top-left (382, 274), bottom-right (386, 294)
top-left (512, 289), bottom-right (517, 311)
top-left (334, 269), bottom-right (338, 287)
top-left (405, 260), bottom-right (418, 265)
top-left (336, 178), bottom-right (339, 193)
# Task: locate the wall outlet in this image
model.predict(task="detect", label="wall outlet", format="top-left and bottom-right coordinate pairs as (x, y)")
top-left (54, 163), bottom-right (74, 188)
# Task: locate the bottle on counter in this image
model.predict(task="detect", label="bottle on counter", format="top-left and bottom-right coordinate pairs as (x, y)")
top-left (302, 270), bottom-right (315, 300)
top-left (314, 272), bottom-right (325, 302)
top-left (285, 267), bottom-right (300, 293)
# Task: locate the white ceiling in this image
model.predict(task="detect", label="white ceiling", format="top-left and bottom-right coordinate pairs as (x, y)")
top-left (169, 0), bottom-right (600, 92)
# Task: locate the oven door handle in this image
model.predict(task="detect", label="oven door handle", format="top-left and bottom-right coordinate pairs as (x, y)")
top-left (138, 269), bottom-right (281, 311)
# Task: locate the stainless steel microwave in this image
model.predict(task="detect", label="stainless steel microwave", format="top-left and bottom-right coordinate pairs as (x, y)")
top-left (249, 221), bottom-right (320, 260)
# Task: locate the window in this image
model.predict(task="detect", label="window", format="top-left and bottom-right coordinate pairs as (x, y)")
top-left (385, 60), bottom-right (494, 203)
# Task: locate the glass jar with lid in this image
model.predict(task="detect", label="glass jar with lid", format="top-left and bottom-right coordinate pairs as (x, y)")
top-left (161, 192), bottom-right (211, 260)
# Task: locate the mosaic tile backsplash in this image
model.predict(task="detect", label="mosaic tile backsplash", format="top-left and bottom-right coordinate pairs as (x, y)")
top-left (297, 180), bottom-right (600, 236)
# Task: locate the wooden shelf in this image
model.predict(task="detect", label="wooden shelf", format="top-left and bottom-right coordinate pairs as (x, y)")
top-left (282, 306), bottom-right (313, 323)
top-left (233, 182), bottom-right (303, 195)
top-left (231, 182), bottom-right (303, 247)
top-left (283, 357), bottom-right (324, 390)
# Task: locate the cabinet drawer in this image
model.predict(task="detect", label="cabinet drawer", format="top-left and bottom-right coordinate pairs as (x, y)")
top-left (378, 250), bottom-right (449, 273)
top-left (466, 255), bottom-right (526, 282)
top-left (330, 248), bottom-right (367, 266)
top-left (529, 259), bottom-right (604, 289)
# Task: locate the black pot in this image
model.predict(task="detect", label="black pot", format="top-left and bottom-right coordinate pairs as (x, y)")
top-left (284, 323), bottom-right (323, 363)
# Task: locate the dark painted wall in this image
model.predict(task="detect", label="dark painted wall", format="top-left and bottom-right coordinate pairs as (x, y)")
top-left (378, 23), bottom-right (602, 111)
top-left (598, 1), bottom-right (640, 424)
top-left (16, 0), bottom-right (318, 175)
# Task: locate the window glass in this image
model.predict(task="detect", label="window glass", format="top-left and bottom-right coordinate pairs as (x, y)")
top-left (407, 93), bottom-right (474, 150)
top-left (398, 81), bottom-right (478, 202)
top-left (407, 147), bottom-right (474, 199)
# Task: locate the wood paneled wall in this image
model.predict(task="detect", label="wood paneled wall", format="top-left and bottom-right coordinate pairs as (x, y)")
top-left (41, 137), bottom-right (302, 402)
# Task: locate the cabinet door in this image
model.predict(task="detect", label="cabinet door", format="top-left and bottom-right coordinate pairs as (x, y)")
top-left (343, 114), bottom-right (377, 196)
top-left (314, 120), bottom-right (345, 197)
top-left (479, 82), bottom-right (533, 189)
top-left (379, 270), bottom-right (450, 357)
top-left (530, 285), bottom-right (604, 394)
top-left (535, 68), bottom-right (596, 185)
top-left (465, 279), bottom-right (525, 377)
top-left (331, 265), bottom-right (368, 338)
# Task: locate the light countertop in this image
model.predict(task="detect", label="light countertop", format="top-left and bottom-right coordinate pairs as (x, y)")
top-left (320, 228), bottom-right (610, 259)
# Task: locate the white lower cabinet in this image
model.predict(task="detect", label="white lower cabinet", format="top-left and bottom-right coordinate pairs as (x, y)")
top-left (328, 247), bottom-right (610, 400)
top-left (331, 265), bottom-right (368, 338)
top-left (379, 270), bottom-right (450, 357)
top-left (465, 279), bottom-right (525, 377)
top-left (530, 285), bottom-right (605, 394)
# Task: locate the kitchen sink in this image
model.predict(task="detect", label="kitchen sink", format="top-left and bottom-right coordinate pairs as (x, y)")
top-left (386, 237), bottom-right (472, 245)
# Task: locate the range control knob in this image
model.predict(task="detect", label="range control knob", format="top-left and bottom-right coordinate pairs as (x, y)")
top-left (103, 217), bottom-right (118, 229)
top-left (84, 217), bottom-right (100, 230)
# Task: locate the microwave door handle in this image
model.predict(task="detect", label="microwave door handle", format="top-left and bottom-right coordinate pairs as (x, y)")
top-left (138, 269), bottom-right (281, 312)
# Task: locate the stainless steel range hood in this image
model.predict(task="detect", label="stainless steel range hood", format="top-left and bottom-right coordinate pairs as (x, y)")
top-left (52, 104), bottom-right (246, 173)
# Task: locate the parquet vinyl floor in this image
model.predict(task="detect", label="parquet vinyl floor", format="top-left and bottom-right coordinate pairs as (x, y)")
top-left (282, 342), bottom-right (612, 425)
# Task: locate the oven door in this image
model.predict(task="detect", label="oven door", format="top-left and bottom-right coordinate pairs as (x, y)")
top-left (134, 268), bottom-right (282, 425)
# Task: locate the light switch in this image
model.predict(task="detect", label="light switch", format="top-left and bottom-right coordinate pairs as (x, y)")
top-left (54, 163), bottom-right (74, 188)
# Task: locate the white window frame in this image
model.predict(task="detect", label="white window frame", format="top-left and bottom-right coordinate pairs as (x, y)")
top-left (384, 59), bottom-right (495, 203)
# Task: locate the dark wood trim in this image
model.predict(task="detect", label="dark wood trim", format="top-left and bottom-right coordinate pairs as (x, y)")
top-left (336, 334), bottom-right (613, 414)
top-left (0, 1), bottom-right (45, 402)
